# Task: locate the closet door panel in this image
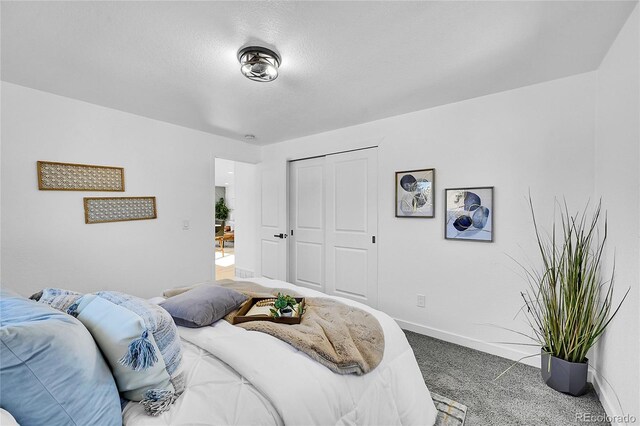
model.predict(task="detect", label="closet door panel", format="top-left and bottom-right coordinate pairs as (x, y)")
top-left (288, 158), bottom-right (325, 291)
top-left (334, 159), bottom-right (368, 232)
top-left (333, 246), bottom-right (368, 297)
top-left (325, 148), bottom-right (378, 307)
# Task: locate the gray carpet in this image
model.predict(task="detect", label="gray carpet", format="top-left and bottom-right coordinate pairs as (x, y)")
top-left (405, 330), bottom-right (609, 426)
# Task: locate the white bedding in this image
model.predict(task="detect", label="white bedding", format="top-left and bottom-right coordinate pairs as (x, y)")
top-left (123, 278), bottom-right (437, 426)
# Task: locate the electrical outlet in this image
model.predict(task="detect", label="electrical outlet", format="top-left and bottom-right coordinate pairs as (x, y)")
top-left (417, 294), bottom-right (426, 308)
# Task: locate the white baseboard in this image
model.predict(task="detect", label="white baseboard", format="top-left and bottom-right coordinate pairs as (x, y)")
top-left (591, 374), bottom-right (617, 423)
top-left (235, 268), bottom-right (254, 279)
top-left (394, 317), bottom-right (539, 368)
top-left (590, 371), bottom-right (635, 425)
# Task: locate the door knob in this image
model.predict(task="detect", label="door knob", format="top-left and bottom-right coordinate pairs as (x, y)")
top-left (274, 233), bottom-right (286, 239)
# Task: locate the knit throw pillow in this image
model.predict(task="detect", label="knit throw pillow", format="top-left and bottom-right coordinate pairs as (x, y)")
top-left (35, 288), bottom-right (82, 312)
top-left (68, 291), bottom-right (185, 416)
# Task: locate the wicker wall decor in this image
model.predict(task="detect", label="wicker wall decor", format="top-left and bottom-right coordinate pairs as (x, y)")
top-left (84, 197), bottom-right (157, 224)
top-left (38, 161), bottom-right (125, 191)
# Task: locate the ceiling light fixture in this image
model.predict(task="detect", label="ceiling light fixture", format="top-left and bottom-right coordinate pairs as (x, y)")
top-left (244, 134), bottom-right (256, 140)
top-left (237, 46), bottom-right (281, 82)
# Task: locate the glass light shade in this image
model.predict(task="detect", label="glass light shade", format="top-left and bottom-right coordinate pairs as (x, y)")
top-left (238, 46), bottom-right (281, 82)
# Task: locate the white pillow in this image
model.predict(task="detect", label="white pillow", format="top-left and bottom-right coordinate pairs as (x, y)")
top-left (70, 292), bottom-right (185, 415)
top-left (1, 408), bottom-right (20, 426)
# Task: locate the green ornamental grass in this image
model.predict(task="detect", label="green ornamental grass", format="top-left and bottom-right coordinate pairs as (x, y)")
top-left (521, 198), bottom-right (628, 363)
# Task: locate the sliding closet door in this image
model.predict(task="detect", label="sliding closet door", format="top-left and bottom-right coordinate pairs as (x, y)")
top-left (288, 158), bottom-right (325, 291)
top-left (324, 148), bottom-right (378, 307)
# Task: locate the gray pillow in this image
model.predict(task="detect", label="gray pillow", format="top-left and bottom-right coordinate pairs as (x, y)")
top-left (160, 285), bottom-right (248, 328)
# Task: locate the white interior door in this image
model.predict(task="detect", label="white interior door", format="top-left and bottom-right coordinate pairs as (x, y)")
top-left (325, 148), bottom-right (378, 307)
top-left (288, 157), bottom-right (325, 291)
top-left (259, 166), bottom-right (287, 280)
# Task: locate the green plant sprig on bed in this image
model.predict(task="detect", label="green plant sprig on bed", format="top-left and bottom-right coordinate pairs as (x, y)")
top-left (269, 293), bottom-right (298, 318)
top-left (519, 197), bottom-right (629, 364)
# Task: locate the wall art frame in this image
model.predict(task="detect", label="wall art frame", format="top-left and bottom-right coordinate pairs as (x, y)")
top-left (444, 186), bottom-right (494, 242)
top-left (37, 161), bottom-right (125, 192)
top-left (83, 196), bottom-right (157, 224)
top-left (395, 168), bottom-right (435, 218)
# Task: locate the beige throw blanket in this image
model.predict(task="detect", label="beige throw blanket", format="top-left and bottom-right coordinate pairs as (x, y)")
top-left (217, 280), bottom-right (385, 375)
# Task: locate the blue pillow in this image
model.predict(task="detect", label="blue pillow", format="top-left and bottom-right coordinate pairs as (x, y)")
top-left (0, 289), bottom-right (122, 426)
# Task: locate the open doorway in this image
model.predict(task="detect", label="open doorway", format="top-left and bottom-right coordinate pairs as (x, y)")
top-left (214, 158), bottom-right (257, 280)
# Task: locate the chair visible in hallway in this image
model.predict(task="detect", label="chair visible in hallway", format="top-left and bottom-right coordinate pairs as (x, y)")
top-left (215, 226), bottom-right (234, 256)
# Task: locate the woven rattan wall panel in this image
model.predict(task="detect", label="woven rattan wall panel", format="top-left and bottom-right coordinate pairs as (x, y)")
top-left (84, 197), bottom-right (157, 224)
top-left (38, 161), bottom-right (124, 191)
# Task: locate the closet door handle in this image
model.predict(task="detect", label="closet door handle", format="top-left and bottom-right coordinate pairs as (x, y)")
top-left (274, 233), bottom-right (285, 239)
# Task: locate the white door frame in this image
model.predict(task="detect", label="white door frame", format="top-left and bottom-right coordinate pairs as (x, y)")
top-left (213, 156), bottom-right (261, 280)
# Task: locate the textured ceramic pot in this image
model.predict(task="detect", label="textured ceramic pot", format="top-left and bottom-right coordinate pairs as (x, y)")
top-left (540, 349), bottom-right (588, 396)
top-left (279, 308), bottom-right (293, 317)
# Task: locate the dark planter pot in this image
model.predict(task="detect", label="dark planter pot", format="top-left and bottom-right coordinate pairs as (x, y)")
top-left (540, 349), bottom-right (588, 396)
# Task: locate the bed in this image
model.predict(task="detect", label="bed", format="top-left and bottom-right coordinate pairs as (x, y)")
top-left (123, 277), bottom-right (438, 425)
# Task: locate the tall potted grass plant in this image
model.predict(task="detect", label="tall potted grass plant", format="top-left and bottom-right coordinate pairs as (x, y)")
top-left (519, 198), bottom-right (628, 396)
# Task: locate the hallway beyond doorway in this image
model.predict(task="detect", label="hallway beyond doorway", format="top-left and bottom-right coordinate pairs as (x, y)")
top-left (215, 247), bottom-right (235, 280)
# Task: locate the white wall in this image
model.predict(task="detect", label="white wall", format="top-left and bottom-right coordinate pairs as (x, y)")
top-left (261, 72), bottom-right (597, 364)
top-left (594, 5), bottom-right (639, 423)
top-left (1, 82), bottom-right (260, 298)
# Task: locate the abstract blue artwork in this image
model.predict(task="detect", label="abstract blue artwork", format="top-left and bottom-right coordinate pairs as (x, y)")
top-left (445, 187), bottom-right (493, 241)
top-left (395, 169), bottom-right (435, 218)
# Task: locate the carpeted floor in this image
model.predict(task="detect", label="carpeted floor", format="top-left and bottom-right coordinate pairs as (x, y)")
top-left (405, 330), bottom-right (609, 426)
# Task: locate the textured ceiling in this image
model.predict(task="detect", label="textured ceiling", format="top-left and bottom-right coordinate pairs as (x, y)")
top-left (1, 1), bottom-right (636, 145)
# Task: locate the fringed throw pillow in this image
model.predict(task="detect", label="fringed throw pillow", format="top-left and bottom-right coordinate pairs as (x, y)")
top-left (68, 291), bottom-right (185, 416)
top-left (35, 287), bottom-right (82, 312)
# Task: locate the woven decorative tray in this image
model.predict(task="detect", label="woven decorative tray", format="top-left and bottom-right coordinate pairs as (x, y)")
top-left (232, 297), bottom-right (305, 325)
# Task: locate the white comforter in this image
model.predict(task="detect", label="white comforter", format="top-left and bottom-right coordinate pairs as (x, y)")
top-left (123, 278), bottom-right (437, 426)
